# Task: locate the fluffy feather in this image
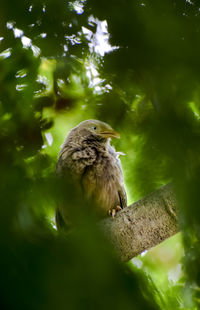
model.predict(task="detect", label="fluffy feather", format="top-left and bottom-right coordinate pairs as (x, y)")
top-left (56, 119), bottom-right (127, 228)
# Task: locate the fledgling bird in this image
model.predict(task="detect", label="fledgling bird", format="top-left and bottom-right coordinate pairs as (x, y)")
top-left (56, 119), bottom-right (127, 229)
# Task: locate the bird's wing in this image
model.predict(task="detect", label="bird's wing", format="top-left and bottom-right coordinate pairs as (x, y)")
top-left (56, 146), bottom-right (97, 177)
top-left (55, 146), bottom-right (98, 230)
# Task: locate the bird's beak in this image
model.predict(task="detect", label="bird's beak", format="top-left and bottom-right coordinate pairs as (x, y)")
top-left (100, 130), bottom-right (120, 139)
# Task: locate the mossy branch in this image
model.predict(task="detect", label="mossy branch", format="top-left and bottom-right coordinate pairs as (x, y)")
top-left (100, 184), bottom-right (179, 262)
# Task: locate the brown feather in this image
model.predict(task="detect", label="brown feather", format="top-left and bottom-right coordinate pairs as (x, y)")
top-left (56, 120), bottom-right (127, 227)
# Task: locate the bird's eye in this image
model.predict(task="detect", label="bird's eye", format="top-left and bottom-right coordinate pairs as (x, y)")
top-left (93, 126), bottom-right (97, 130)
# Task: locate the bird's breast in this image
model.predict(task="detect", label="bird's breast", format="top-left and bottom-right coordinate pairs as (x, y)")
top-left (81, 152), bottom-right (124, 212)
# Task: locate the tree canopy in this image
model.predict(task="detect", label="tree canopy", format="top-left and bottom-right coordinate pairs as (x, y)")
top-left (1, 1), bottom-right (200, 309)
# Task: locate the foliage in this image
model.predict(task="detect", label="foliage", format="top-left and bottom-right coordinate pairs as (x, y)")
top-left (1, 0), bottom-right (200, 309)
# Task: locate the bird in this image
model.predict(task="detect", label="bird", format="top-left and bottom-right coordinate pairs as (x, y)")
top-left (56, 119), bottom-right (127, 229)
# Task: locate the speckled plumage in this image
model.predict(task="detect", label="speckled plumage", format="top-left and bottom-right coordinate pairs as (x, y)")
top-left (56, 120), bottom-right (127, 228)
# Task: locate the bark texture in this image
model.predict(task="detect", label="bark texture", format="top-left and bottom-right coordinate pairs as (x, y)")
top-left (100, 184), bottom-right (179, 262)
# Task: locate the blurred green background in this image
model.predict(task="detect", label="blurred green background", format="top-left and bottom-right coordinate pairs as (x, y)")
top-left (1, 0), bottom-right (200, 309)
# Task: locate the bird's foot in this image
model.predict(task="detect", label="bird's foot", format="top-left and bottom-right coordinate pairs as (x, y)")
top-left (108, 206), bottom-right (122, 218)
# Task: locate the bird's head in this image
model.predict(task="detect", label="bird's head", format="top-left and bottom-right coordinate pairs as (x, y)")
top-left (74, 119), bottom-right (120, 142)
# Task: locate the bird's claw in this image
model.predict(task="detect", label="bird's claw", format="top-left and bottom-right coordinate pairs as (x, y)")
top-left (108, 206), bottom-right (122, 218)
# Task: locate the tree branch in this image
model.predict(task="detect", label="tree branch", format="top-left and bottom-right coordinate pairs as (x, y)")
top-left (100, 184), bottom-right (179, 262)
